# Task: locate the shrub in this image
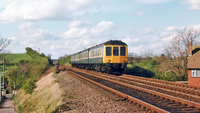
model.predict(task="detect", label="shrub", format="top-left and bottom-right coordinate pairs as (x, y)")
top-left (124, 65), bottom-right (155, 78)
top-left (6, 47), bottom-right (50, 93)
top-left (59, 55), bottom-right (71, 65)
top-left (22, 79), bottom-right (36, 94)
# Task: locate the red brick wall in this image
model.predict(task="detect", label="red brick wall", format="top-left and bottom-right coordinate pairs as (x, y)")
top-left (188, 70), bottom-right (200, 86)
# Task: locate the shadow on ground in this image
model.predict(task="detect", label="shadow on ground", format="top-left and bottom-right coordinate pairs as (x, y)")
top-left (124, 65), bottom-right (155, 78)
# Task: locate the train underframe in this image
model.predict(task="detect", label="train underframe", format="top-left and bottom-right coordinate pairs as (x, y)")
top-left (72, 63), bottom-right (127, 75)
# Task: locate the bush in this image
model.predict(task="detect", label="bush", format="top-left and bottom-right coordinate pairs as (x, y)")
top-left (124, 65), bottom-right (155, 78)
top-left (59, 56), bottom-right (71, 65)
top-left (22, 79), bottom-right (36, 94)
top-left (6, 47), bottom-right (50, 94)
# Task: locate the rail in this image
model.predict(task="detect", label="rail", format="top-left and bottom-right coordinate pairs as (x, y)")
top-left (64, 66), bottom-right (200, 113)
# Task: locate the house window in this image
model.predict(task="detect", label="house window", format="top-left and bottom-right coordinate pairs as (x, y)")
top-left (197, 70), bottom-right (200, 77)
top-left (192, 70), bottom-right (200, 77)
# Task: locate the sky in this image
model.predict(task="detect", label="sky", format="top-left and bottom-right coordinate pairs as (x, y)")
top-left (1, 0), bottom-right (200, 59)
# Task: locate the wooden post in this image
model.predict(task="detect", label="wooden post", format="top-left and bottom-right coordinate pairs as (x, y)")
top-left (3, 58), bottom-right (5, 89)
top-left (0, 73), bottom-right (1, 102)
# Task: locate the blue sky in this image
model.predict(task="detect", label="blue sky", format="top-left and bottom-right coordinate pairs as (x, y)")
top-left (0, 0), bottom-right (200, 58)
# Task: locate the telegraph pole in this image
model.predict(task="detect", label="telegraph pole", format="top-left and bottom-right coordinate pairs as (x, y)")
top-left (3, 58), bottom-right (5, 89)
top-left (0, 59), bottom-right (6, 101)
top-left (0, 73), bottom-right (1, 102)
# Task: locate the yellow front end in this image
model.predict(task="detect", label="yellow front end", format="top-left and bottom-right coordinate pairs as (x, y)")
top-left (103, 45), bottom-right (128, 64)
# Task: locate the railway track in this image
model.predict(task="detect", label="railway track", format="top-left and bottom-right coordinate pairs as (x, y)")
top-left (121, 74), bottom-right (200, 94)
top-left (61, 66), bottom-right (200, 113)
top-left (82, 70), bottom-right (200, 103)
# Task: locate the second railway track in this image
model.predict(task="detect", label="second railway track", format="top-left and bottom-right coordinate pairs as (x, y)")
top-left (61, 66), bottom-right (200, 113)
top-left (81, 70), bottom-right (200, 103)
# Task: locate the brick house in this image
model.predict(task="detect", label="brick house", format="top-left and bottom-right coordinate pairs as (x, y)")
top-left (188, 42), bottom-right (200, 86)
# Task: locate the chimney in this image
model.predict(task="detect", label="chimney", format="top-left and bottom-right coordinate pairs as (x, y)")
top-left (189, 42), bottom-right (192, 56)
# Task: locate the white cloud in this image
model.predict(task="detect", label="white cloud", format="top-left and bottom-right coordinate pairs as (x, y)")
top-left (166, 25), bottom-right (200, 33)
top-left (160, 32), bottom-right (172, 37)
top-left (68, 20), bottom-right (90, 28)
top-left (188, 24), bottom-right (200, 30)
top-left (63, 28), bottom-right (87, 39)
top-left (18, 22), bottom-right (38, 30)
top-left (138, 0), bottom-right (173, 4)
top-left (122, 35), bottom-right (140, 45)
top-left (0, 0), bottom-right (92, 22)
top-left (6, 20), bottom-right (117, 58)
top-left (137, 11), bottom-right (144, 16)
top-left (128, 45), bottom-right (145, 55)
top-left (162, 35), bottom-right (175, 43)
top-left (166, 26), bottom-right (184, 31)
top-left (91, 21), bottom-right (115, 35)
top-left (161, 24), bottom-right (200, 45)
top-left (0, 0), bottom-right (17, 8)
top-left (7, 36), bottom-right (16, 41)
top-left (149, 43), bottom-right (162, 49)
top-left (20, 41), bottom-right (28, 45)
top-left (42, 40), bottom-right (50, 45)
top-left (183, 0), bottom-right (200, 10)
top-left (142, 27), bottom-right (154, 34)
top-left (63, 21), bottom-right (116, 50)
top-left (83, 40), bottom-right (89, 45)
top-left (50, 45), bottom-right (63, 50)
top-left (10, 22), bottom-right (59, 51)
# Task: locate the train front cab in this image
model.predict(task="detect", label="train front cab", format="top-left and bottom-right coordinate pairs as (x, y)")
top-left (103, 44), bottom-right (128, 74)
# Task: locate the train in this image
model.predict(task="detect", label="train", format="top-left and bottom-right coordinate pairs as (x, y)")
top-left (71, 40), bottom-right (128, 75)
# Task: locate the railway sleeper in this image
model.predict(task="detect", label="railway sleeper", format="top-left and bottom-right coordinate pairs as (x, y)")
top-left (67, 67), bottom-right (200, 112)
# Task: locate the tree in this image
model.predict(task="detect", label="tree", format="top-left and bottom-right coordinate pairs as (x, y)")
top-left (128, 53), bottom-right (143, 64)
top-left (142, 49), bottom-right (154, 61)
top-left (163, 27), bottom-right (200, 80)
top-left (0, 36), bottom-right (10, 52)
top-left (128, 53), bottom-right (134, 64)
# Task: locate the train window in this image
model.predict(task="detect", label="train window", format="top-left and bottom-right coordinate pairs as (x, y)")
top-left (113, 47), bottom-right (119, 56)
top-left (120, 47), bottom-right (126, 56)
top-left (106, 47), bottom-right (112, 56)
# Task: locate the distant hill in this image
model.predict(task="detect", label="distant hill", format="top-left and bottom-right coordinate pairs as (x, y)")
top-left (3, 53), bottom-right (32, 63)
top-left (0, 53), bottom-right (32, 70)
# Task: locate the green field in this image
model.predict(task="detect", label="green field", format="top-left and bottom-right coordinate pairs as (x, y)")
top-left (3, 53), bottom-right (32, 62)
top-left (0, 53), bottom-right (32, 70)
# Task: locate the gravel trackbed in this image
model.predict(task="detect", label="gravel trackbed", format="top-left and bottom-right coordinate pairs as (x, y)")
top-left (56, 71), bottom-right (147, 113)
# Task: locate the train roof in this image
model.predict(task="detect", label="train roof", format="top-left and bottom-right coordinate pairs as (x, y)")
top-left (103, 40), bottom-right (127, 45)
top-left (72, 40), bottom-right (127, 55)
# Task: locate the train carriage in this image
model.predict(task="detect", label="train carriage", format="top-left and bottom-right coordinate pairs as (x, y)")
top-left (71, 40), bottom-right (128, 75)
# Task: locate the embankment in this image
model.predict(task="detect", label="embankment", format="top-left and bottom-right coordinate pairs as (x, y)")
top-left (14, 71), bottom-right (64, 113)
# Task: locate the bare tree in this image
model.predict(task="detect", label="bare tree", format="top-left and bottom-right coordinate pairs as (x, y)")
top-left (0, 36), bottom-right (10, 52)
top-left (163, 27), bottom-right (200, 80)
top-left (0, 36), bottom-right (10, 61)
top-left (128, 53), bottom-right (134, 65)
top-left (142, 49), bottom-right (154, 62)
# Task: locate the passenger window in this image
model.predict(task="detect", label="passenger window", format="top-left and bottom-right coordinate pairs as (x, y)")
top-left (113, 47), bottom-right (119, 56)
top-left (106, 47), bottom-right (112, 56)
top-left (120, 47), bottom-right (126, 56)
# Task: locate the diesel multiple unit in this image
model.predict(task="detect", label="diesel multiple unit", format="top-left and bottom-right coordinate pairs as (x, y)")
top-left (71, 40), bottom-right (128, 74)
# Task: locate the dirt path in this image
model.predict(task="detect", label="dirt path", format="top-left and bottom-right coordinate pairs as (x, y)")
top-left (0, 94), bottom-right (17, 113)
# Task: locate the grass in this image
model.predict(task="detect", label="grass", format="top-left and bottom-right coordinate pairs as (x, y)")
top-left (14, 72), bottom-right (65, 113)
top-left (3, 53), bottom-right (32, 63)
top-left (127, 59), bottom-right (179, 81)
top-left (0, 53), bottom-right (32, 70)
